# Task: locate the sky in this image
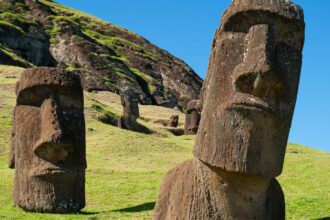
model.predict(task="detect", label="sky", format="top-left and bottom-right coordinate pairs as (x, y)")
top-left (55, 0), bottom-right (330, 152)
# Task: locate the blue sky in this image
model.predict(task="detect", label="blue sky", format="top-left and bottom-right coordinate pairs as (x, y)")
top-left (56, 0), bottom-right (330, 152)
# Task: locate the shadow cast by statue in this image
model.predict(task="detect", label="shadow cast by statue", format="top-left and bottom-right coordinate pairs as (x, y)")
top-left (78, 211), bottom-right (101, 215)
top-left (112, 202), bottom-right (155, 213)
top-left (313, 217), bottom-right (330, 220)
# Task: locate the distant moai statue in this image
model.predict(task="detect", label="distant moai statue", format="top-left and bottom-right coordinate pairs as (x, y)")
top-left (118, 84), bottom-right (140, 131)
top-left (8, 67), bottom-right (86, 213)
top-left (184, 100), bottom-right (201, 135)
top-left (167, 115), bottom-right (179, 127)
top-left (153, 0), bottom-right (305, 219)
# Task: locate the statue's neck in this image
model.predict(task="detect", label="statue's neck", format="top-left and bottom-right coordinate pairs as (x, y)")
top-left (196, 158), bottom-right (271, 219)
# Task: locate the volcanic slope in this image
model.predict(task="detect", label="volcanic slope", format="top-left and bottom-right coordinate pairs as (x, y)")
top-left (0, 0), bottom-right (203, 109)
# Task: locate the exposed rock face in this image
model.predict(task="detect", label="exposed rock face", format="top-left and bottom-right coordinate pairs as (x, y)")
top-left (167, 115), bottom-right (179, 127)
top-left (9, 67), bottom-right (86, 213)
top-left (184, 100), bottom-right (200, 135)
top-left (118, 85), bottom-right (140, 131)
top-left (153, 0), bottom-right (305, 219)
top-left (0, 0), bottom-right (203, 109)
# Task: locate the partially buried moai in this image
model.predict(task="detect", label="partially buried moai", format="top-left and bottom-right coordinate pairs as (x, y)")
top-left (118, 84), bottom-right (140, 131)
top-left (167, 115), bottom-right (179, 127)
top-left (153, 0), bottom-right (305, 219)
top-left (8, 67), bottom-right (86, 213)
top-left (184, 100), bottom-right (201, 135)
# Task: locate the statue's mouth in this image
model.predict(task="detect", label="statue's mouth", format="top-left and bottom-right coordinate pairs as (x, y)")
top-left (30, 167), bottom-right (70, 177)
top-left (30, 167), bottom-right (83, 178)
top-left (227, 94), bottom-right (275, 114)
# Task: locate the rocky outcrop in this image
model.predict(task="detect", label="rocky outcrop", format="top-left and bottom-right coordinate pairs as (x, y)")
top-left (0, 0), bottom-right (202, 109)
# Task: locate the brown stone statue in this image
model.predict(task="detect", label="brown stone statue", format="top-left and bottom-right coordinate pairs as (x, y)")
top-left (118, 84), bottom-right (140, 130)
top-left (8, 67), bottom-right (86, 213)
top-left (167, 115), bottom-right (179, 127)
top-left (153, 0), bottom-right (305, 219)
top-left (184, 100), bottom-right (201, 135)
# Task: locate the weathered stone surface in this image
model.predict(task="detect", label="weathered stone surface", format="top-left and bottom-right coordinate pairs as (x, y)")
top-left (153, 158), bottom-right (285, 220)
top-left (9, 67), bottom-right (86, 213)
top-left (153, 0), bottom-right (305, 219)
top-left (167, 115), bottom-right (179, 127)
top-left (184, 100), bottom-right (200, 135)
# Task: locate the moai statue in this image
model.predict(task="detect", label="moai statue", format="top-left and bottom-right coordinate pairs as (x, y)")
top-left (167, 115), bottom-right (179, 127)
top-left (8, 67), bottom-right (86, 213)
top-left (184, 100), bottom-right (201, 135)
top-left (118, 85), bottom-right (140, 131)
top-left (153, 0), bottom-right (305, 219)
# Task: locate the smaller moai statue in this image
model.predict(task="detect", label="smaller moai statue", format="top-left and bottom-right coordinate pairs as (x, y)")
top-left (184, 100), bottom-right (201, 135)
top-left (9, 67), bottom-right (86, 213)
top-left (118, 85), bottom-right (140, 131)
top-left (167, 115), bottom-right (179, 127)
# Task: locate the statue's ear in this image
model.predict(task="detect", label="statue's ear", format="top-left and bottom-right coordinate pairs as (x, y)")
top-left (15, 81), bottom-right (20, 96)
top-left (8, 145), bottom-right (15, 169)
top-left (8, 110), bottom-right (16, 169)
top-left (120, 95), bottom-right (126, 107)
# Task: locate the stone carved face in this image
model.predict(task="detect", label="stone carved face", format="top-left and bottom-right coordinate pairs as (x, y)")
top-left (9, 68), bottom-right (86, 213)
top-left (169, 115), bottom-right (179, 127)
top-left (185, 100), bottom-right (200, 134)
top-left (194, 0), bottom-right (305, 177)
top-left (121, 85), bottom-right (139, 118)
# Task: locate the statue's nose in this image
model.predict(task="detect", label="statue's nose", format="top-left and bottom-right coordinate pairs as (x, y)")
top-left (233, 24), bottom-right (283, 100)
top-left (33, 95), bottom-right (74, 162)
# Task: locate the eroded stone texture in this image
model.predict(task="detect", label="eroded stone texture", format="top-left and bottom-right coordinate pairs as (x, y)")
top-left (153, 0), bottom-right (305, 219)
top-left (167, 115), bottom-right (179, 127)
top-left (118, 85), bottom-right (140, 131)
top-left (9, 67), bottom-right (86, 213)
top-left (184, 100), bottom-right (201, 135)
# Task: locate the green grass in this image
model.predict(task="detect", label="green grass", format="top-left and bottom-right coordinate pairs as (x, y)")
top-left (39, 0), bottom-right (136, 36)
top-left (0, 20), bottom-right (25, 33)
top-left (129, 67), bottom-right (153, 82)
top-left (0, 12), bottom-right (38, 27)
top-left (0, 44), bottom-right (35, 68)
top-left (0, 65), bottom-right (329, 219)
top-left (45, 25), bottom-right (62, 36)
top-left (49, 37), bottom-right (59, 44)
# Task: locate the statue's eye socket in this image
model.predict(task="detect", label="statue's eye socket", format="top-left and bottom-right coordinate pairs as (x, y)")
top-left (62, 109), bottom-right (81, 120)
top-left (16, 86), bottom-right (83, 108)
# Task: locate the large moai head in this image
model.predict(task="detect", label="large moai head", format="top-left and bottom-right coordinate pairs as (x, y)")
top-left (184, 100), bottom-right (201, 135)
top-left (9, 67), bottom-right (86, 213)
top-left (120, 84), bottom-right (139, 118)
top-left (194, 0), bottom-right (305, 178)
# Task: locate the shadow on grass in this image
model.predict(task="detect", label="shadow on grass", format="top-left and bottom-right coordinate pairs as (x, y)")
top-left (78, 211), bottom-right (101, 215)
top-left (112, 202), bottom-right (155, 213)
top-left (313, 218), bottom-right (330, 220)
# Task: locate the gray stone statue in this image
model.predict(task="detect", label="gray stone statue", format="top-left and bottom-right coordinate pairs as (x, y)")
top-left (9, 67), bottom-right (86, 213)
top-left (184, 100), bottom-right (201, 135)
top-left (118, 84), bottom-right (140, 131)
top-left (153, 0), bottom-right (305, 219)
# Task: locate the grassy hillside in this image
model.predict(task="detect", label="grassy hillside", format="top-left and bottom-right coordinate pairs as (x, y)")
top-left (0, 0), bottom-right (203, 108)
top-left (0, 65), bottom-right (329, 219)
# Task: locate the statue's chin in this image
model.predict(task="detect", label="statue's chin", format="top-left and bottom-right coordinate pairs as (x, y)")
top-left (216, 108), bottom-right (287, 178)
